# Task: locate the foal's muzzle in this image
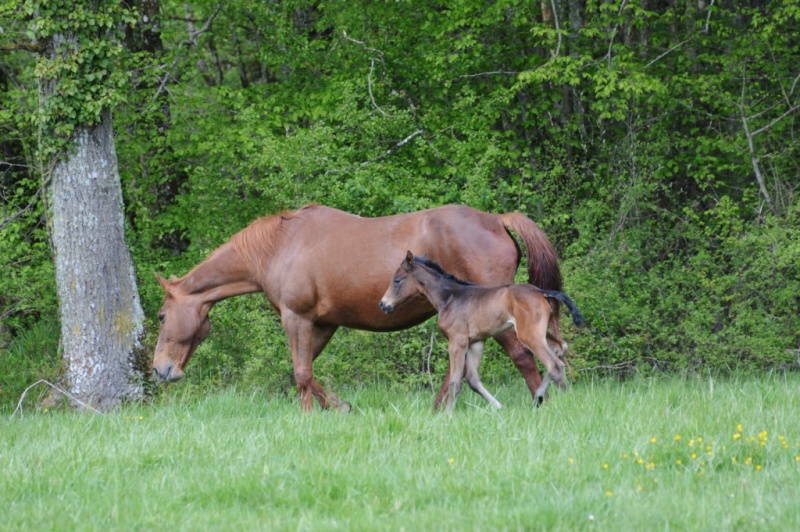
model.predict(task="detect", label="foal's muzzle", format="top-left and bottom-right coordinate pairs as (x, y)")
top-left (379, 300), bottom-right (394, 314)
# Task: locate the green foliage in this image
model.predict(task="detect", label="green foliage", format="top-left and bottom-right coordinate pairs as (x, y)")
top-left (3, 0), bottom-right (800, 396)
top-left (0, 317), bottom-right (60, 409)
top-left (25, 0), bottom-right (138, 156)
top-left (0, 22), bottom-right (56, 344)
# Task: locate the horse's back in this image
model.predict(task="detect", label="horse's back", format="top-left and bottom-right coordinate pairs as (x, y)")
top-left (285, 204), bottom-right (518, 281)
top-left (265, 204), bottom-right (522, 330)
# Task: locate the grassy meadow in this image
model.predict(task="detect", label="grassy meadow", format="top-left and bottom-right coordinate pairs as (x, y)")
top-left (2, 375), bottom-right (800, 531)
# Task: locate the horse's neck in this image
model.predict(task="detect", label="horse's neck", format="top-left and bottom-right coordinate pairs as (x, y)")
top-left (177, 242), bottom-right (261, 303)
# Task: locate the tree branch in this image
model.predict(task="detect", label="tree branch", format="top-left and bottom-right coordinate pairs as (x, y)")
top-left (13, 379), bottom-right (104, 417)
top-left (550, 0), bottom-right (562, 59)
top-left (740, 103), bottom-right (776, 216)
top-left (179, 4), bottom-right (223, 47)
top-left (749, 103), bottom-right (800, 138)
top-left (342, 31), bottom-right (393, 117)
top-left (605, 0), bottom-right (629, 65)
top-left (0, 42), bottom-right (42, 53)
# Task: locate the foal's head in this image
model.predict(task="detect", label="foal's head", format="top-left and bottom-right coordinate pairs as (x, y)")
top-left (379, 251), bottom-right (421, 314)
top-left (380, 251), bottom-right (473, 314)
top-left (151, 275), bottom-right (211, 382)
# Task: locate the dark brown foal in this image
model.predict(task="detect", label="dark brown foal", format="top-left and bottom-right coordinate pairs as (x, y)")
top-left (380, 251), bottom-right (584, 413)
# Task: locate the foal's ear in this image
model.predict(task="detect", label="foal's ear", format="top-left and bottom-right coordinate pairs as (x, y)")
top-left (404, 250), bottom-right (415, 269)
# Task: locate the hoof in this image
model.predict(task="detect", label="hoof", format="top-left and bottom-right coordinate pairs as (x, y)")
top-left (535, 395), bottom-right (544, 408)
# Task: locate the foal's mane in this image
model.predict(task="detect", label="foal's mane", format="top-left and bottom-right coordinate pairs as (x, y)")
top-left (413, 256), bottom-right (475, 286)
top-left (229, 204), bottom-right (318, 271)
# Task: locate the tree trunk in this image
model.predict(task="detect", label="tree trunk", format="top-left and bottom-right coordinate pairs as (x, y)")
top-left (49, 109), bottom-right (146, 410)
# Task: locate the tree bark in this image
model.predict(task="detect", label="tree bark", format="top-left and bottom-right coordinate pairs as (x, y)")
top-left (48, 109), bottom-right (146, 410)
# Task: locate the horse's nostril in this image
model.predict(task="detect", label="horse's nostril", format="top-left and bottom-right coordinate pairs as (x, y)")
top-left (152, 365), bottom-right (172, 381)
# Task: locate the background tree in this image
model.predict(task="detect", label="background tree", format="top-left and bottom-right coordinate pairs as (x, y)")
top-left (29, 0), bottom-right (146, 409)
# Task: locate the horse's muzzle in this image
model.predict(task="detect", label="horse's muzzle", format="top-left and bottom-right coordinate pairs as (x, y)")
top-left (379, 300), bottom-right (394, 314)
top-left (152, 364), bottom-right (183, 382)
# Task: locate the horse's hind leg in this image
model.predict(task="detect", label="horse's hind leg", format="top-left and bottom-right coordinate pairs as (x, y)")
top-left (464, 341), bottom-right (503, 409)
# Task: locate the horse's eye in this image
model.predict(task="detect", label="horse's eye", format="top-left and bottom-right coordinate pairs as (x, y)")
top-left (393, 278), bottom-right (401, 285)
top-left (158, 314), bottom-right (165, 323)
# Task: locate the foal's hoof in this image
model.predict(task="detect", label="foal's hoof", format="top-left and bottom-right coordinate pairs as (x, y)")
top-left (535, 395), bottom-right (545, 408)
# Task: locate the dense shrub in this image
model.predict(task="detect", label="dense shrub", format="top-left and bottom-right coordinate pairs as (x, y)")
top-left (2, 1), bottom-right (799, 406)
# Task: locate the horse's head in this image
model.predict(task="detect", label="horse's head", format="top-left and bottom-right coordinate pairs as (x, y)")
top-left (379, 251), bottom-right (419, 314)
top-left (152, 274), bottom-right (211, 382)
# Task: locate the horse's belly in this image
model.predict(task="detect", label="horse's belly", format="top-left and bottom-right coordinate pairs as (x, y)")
top-left (315, 295), bottom-right (437, 332)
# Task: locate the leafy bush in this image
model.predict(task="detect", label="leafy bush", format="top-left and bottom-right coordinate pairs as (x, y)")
top-left (0, 317), bottom-right (61, 411)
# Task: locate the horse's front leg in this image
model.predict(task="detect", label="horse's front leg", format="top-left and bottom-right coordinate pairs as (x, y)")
top-left (281, 312), bottom-right (346, 412)
top-left (308, 325), bottom-right (350, 413)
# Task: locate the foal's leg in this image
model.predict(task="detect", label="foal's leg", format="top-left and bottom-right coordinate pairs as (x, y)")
top-left (517, 331), bottom-right (566, 403)
top-left (464, 341), bottom-right (503, 409)
top-left (493, 330), bottom-right (545, 405)
top-left (546, 331), bottom-right (568, 361)
top-left (444, 337), bottom-right (469, 414)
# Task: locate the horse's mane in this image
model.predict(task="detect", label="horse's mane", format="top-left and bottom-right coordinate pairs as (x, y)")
top-left (413, 256), bottom-right (475, 286)
top-left (229, 204), bottom-right (319, 271)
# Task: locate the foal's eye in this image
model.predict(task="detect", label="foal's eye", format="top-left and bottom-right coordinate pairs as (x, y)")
top-left (158, 314), bottom-right (165, 323)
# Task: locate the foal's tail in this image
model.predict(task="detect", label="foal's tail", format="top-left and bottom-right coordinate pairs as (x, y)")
top-left (540, 290), bottom-right (585, 328)
top-left (500, 213), bottom-right (563, 334)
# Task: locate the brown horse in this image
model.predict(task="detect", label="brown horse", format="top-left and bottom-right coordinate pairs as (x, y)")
top-left (152, 204), bottom-right (562, 411)
top-left (380, 251), bottom-right (584, 413)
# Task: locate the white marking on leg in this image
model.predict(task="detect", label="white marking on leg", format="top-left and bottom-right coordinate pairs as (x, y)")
top-left (464, 342), bottom-right (503, 409)
top-left (535, 373), bottom-right (552, 400)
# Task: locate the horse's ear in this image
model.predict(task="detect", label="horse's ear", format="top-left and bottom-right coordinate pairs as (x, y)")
top-left (155, 273), bottom-right (170, 291)
top-left (404, 250), bottom-right (415, 269)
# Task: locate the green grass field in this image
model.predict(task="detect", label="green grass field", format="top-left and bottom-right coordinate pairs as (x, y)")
top-left (3, 375), bottom-right (800, 530)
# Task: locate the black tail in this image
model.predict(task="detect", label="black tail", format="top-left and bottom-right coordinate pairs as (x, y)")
top-left (540, 290), bottom-right (584, 327)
